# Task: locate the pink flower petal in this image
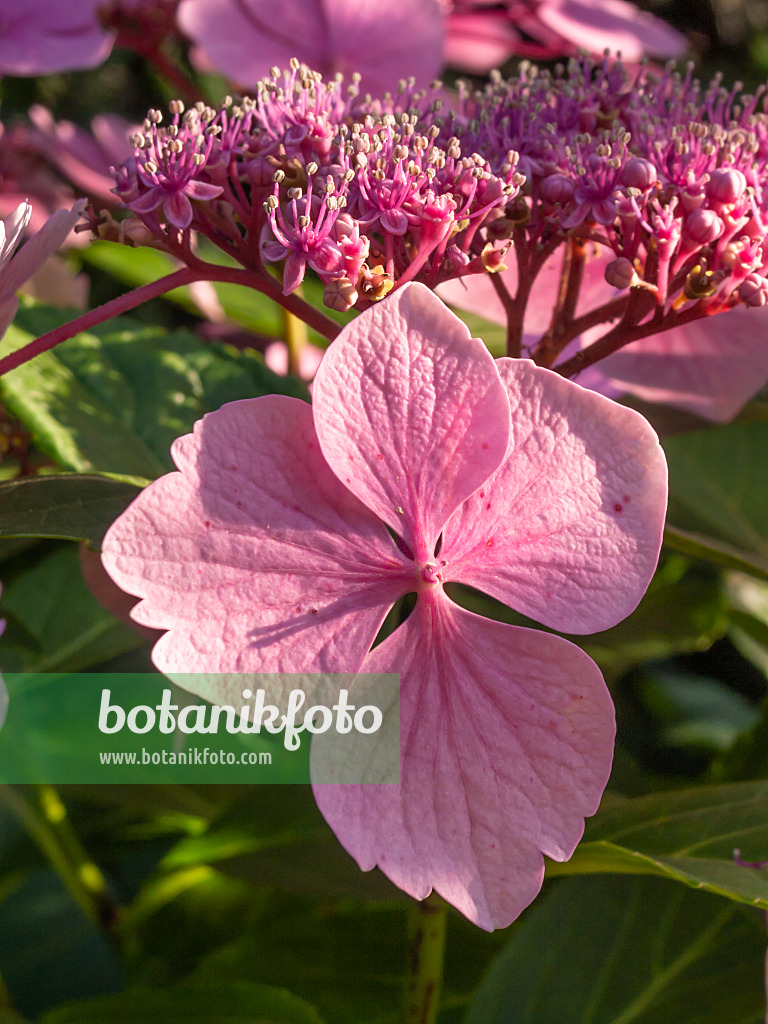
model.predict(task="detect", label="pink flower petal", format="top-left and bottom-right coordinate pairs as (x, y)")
top-left (101, 397), bottom-right (411, 683)
top-left (314, 590), bottom-right (614, 930)
top-left (163, 191), bottom-right (194, 230)
top-left (442, 359), bottom-right (667, 634)
top-left (444, 12), bottom-right (523, 73)
top-left (312, 283), bottom-right (510, 561)
top-left (184, 179), bottom-right (225, 201)
top-left (0, 202), bottom-right (32, 267)
top-left (283, 250), bottom-right (308, 294)
top-left (0, 0), bottom-right (114, 75)
top-left (536, 0), bottom-right (686, 61)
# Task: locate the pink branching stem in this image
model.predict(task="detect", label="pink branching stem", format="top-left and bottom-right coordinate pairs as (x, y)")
top-left (0, 267), bottom-right (199, 376)
top-left (0, 261), bottom-right (341, 377)
top-left (554, 295), bottom-right (709, 379)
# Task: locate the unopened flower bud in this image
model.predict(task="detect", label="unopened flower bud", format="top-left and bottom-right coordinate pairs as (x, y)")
top-left (604, 257), bottom-right (637, 289)
top-left (323, 278), bottom-right (358, 312)
top-left (707, 168), bottom-right (747, 205)
top-left (485, 215), bottom-right (515, 241)
top-left (683, 208), bottom-right (724, 246)
top-left (119, 215), bottom-right (154, 247)
top-left (540, 173), bottom-right (576, 206)
top-left (738, 273), bottom-right (768, 307)
top-left (620, 158), bottom-right (657, 191)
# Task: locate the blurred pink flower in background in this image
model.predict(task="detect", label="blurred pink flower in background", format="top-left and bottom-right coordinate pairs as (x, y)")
top-left (102, 283), bottom-right (667, 928)
top-left (0, 0), bottom-right (114, 76)
top-left (26, 107), bottom-right (134, 208)
top-left (177, 0), bottom-right (445, 96)
top-left (0, 0), bottom-right (684, 96)
top-left (445, 0), bottom-right (686, 73)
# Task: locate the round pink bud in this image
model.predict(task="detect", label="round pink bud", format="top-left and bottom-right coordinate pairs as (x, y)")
top-left (738, 273), bottom-right (768, 307)
top-left (683, 208), bottom-right (724, 246)
top-left (621, 158), bottom-right (657, 192)
top-left (323, 278), bottom-right (359, 312)
top-left (540, 173), bottom-right (576, 206)
top-left (604, 257), bottom-right (637, 290)
top-left (707, 168), bottom-right (747, 205)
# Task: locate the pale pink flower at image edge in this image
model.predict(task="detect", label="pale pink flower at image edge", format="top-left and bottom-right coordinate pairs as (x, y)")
top-left (101, 283), bottom-right (667, 929)
top-left (0, 199), bottom-right (87, 340)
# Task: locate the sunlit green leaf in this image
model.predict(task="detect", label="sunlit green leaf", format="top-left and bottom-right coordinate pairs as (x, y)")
top-left (0, 475), bottom-right (144, 548)
top-left (548, 780), bottom-right (768, 909)
top-left (0, 304), bottom-right (308, 478)
top-left (663, 422), bottom-right (768, 580)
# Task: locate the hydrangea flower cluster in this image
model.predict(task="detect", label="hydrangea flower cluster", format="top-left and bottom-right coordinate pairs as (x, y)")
top-left (111, 63), bottom-right (522, 309)
top-left (437, 57), bottom-right (768, 418)
top-left (447, 59), bottom-right (768, 354)
top-left (111, 56), bottom-right (768, 360)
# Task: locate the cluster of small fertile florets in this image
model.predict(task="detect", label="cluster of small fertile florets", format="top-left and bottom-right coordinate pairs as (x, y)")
top-left (447, 57), bottom-right (768, 329)
top-left (112, 61), bottom-right (522, 311)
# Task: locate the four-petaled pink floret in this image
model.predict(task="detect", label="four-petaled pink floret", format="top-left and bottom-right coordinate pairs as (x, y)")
top-left (101, 283), bottom-right (667, 930)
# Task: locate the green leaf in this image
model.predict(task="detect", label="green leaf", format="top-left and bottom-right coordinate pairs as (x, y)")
top-left (41, 982), bottom-right (325, 1024)
top-left (449, 309), bottom-right (507, 357)
top-left (465, 875), bottom-right (767, 1024)
top-left (158, 788), bottom-right (403, 903)
top-left (0, 475), bottom-right (144, 548)
top-left (0, 543), bottom-right (141, 672)
top-left (548, 780), bottom-right (768, 909)
top-left (663, 422), bottom-right (768, 579)
top-left (664, 524), bottom-right (768, 581)
top-left (451, 557), bottom-right (728, 678)
top-left (0, 304), bottom-right (308, 477)
top-left (0, 870), bottom-right (124, 1020)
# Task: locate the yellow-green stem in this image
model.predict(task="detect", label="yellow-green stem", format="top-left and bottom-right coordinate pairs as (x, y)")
top-left (283, 303), bottom-right (309, 378)
top-left (404, 893), bottom-right (448, 1024)
top-left (0, 785), bottom-right (115, 930)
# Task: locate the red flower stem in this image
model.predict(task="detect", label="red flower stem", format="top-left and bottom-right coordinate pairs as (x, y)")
top-left (0, 259), bottom-right (343, 377)
top-left (533, 236), bottom-right (587, 367)
top-left (189, 260), bottom-right (343, 342)
top-left (489, 271), bottom-right (521, 358)
top-left (554, 293), bottom-right (708, 378)
top-left (0, 267), bottom-right (199, 376)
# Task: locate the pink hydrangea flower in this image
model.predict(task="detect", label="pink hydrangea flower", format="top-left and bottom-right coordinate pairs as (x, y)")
top-left (101, 283), bottom-right (667, 929)
top-left (0, 199), bottom-right (87, 338)
top-left (445, 0), bottom-right (686, 73)
top-left (176, 0), bottom-right (444, 98)
top-left (0, 0), bottom-right (114, 76)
